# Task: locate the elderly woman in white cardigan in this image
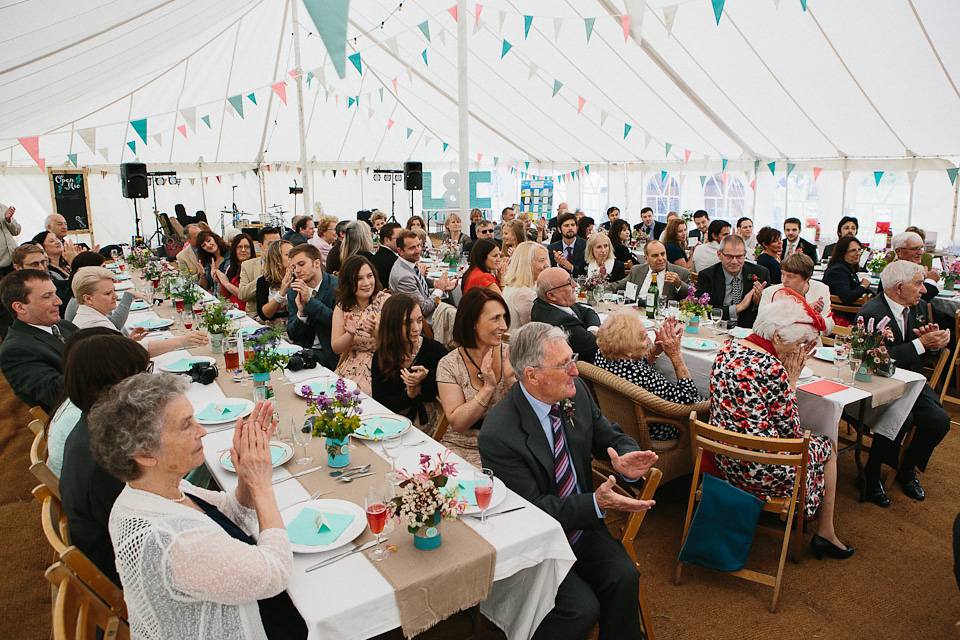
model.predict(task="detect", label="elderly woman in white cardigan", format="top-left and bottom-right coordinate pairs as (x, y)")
top-left (90, 374), bottom-right (304, 640)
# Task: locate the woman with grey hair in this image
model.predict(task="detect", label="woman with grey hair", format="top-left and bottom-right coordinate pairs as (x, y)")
top-left (339, 220), bottom-right (375, 265)
top-left (90, 374), bottom-right (304, 639)
top-left (709, 291), bottom-right (853, 560)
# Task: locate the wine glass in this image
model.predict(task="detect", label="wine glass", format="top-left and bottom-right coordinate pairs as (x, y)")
top-left (474, 468), bottom-right (495, 533)
top-left (847, 351), bottom-right (862, 388)
top-left (183, 309), bottom-right (194, 331)
top-left (667, 300), bottom-right (679, 318)
top-left (381, 433), bottom-right (403, 483)
top-left (291, 416), bottom-right (314, 465)
top-left (832, 337), bottom-right (849, 383)
top-left (710, 308), bottom-right (723, 326)
top-left (365, 483), bottom-right (391, 561)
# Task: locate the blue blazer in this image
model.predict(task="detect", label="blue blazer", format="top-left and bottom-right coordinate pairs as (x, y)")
top-left (285, 271), bottom-right (339, 369)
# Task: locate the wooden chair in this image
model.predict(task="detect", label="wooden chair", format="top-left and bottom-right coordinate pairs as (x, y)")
top-left (30, 405), bottom-right (49, 426)
top-left (46, 563), bottom-right (129, 640)
top-left (938, 309), bottom-right (960, 407)
top-left (829, 294), bottom-right (872, 317)
top-left (577, 361), bottom-right (710, 487)
top-left (432, 407), bottom-right (450, 442)
top-left (676, 413), bottom-right (810, 613)
top-left (689, 272), bottom-right (698, 286)
top-left (37, 485), bottom-right (70, 555)
top-left (30, 424), bottom-right (61, 500)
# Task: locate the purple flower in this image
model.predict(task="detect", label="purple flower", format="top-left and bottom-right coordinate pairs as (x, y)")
top-left (355, 406), bottom-right (363, 414)
top-left (352, 388), bottom-right (361, 396)
top-left (420, 453), bottom-right (432, 466)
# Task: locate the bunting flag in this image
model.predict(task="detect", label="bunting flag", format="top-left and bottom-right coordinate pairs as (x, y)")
top-left (101, 171), bottom-right (108, 179)
top-left (306, 71), bottom-right (313, 87)
top-left (813, 166), bottom-right (822, 181)
top-left (475, 3), bottom-right (483, 25)
top-left (600, 110), bottom-right (608, 125)
top-left (200, 114), bottom-right (211, 130)
top-left (131, 119), bottom-right (148, 144)
top-left (498, 9), bottom-right (506, 32)
top-left (67, 154), bottom-right (77, 167)
top-left (645, 132), bottom-right (652, 148)
top-left (625, 0), bottom-right (646, 39)
top-left (302, 0), bottom-right (350, 79)
top-left (127, 141), bottom-right (136, 154)
top-left (385, 35), bottom-right (399, 56)
top-left (663, 5), bottom-right (678, 35)
top-left (800, 0), bottom-right (807, 10)
top-left (406, 128), bottom-right (413, 139)
top-left (387, 119), bottom-right (395, 130)
top-left (624, 123), bottom-right (632, 139)
top-left (767, 161), bottom-right (776, 175)
top-left (418, 20), bottom-right (431, 41)
top-left (448, 5), bottom-right (457, 21)
top-left (948, 167), bottom-right (959, 186)
top-left (552, 79), bottom-right (563, 97)
top-left (721, 158), bottom-right (728, 172)
top-left (501, 39), bottom-right (512, 58)
top-left (787, 162), bottom-right (796, 176)
top-left (712, 0), bottom-right (725, 24)
top-left (443, 142), bottom-right (449, 152)
top-left (227, 95), bottom-right (244, 118)
top-left (392, 78), bottom-right (398, 94)
top-left (525, 161), bottom-right (530, 170)
top-left (874, 171), bottom-right (884, 186)
top-left (665, 142), bottom-right (672, 157)
top-left (78, 127), bottom-right (97, 152)
top-left (684, 149), bottom-right (691, 163)
top-left (271, 82), bottom-right (287, 105)
top-left (660, 170), bottom-right (667, 182)
top-left (585, 165), bottom-right (590, 175)
top-left (528, 61), bottom-right (539, 80)
top-left (493, 157), bottom-right (499, 166)
top-left (422, 49), bottom-right (428, 66)
top-left (18, 136), bottom-right (42, 168)
top-left (584, 17), bottom-right (595, 42)
top-left (577, 96), bottom-right (586, 113)
top-left (348, 52), bottom-right (362, 75)
top-left (699, 175), bottom-right (707, 187)
top-left (749, 180), bottom-right (756, 190)
top-left (247, 93), bottom-right (257, 105)
top-left (99, 148), bottom-right (110, 161)
top-left (177, 125), bottom-right (187, 138)
top-left (524, 15), bottom-right (533, 38)
top-left (477, 153), bottom-right (483, 163)
top-left (347, 96), bottom-right (356, 108)
top-left (437, 28), bottom-right (446, 45)
top-left (553, 17), bottom-right (563, 42)
top-left (620, 14), bottom-right (631, 41)
top-left (151, 134), bottom-right (162, 146)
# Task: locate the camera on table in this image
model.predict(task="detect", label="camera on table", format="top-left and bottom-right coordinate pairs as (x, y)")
top-left (188, 362), bottom-right (219, 385)
top-left (286, 348), bottom-right (320, 371)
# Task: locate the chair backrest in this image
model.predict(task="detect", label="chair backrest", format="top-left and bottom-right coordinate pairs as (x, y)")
top-left (30, 405), bottom-right (49, 424)
top-left (30, 427), bottom-right (61, 500)
top-left (38, 487), bottom-right (70, 555)
top-left (620, 468), bottom-right (662, 568)
top-left (927, 348), bottom-right (950, 390)
top-left (830, 294), bottom-right (872, 315)
top-left (46, 563), bottom-right (129, 640)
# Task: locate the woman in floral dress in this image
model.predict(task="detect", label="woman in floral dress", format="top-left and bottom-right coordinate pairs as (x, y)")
top-left (709, 290), bottom-right (853, 560)
top-left (331, 255), bottom-right (390, 396)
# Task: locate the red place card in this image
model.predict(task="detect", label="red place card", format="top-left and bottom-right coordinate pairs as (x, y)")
top-left (798, 379), bottom-right (849, 397)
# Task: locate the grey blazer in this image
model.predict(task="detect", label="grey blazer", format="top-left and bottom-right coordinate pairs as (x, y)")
top-left (614, 263), bottom-right (693, 305)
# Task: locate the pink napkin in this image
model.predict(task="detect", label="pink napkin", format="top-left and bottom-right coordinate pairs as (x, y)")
top-left (798, 379), bottom-right (849, 397)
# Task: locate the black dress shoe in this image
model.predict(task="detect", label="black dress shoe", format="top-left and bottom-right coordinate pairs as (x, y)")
top-left (810, 534), bottom-right (855, 560)
top-left (858, 475), bottom-right (891, 508)
top-left (898, 469), bottom-right (926, 501)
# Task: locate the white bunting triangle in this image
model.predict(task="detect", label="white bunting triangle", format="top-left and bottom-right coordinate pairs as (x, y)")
top-left (152, 134), bottom-right (162, 146)
top-left (473, 18), bottom-right (483, 35)
top-left (406, 65), bottom-right (414, 83)
top-left (384, 36), bottom-right (399, 57)
top-left (498, 9), bottom-right (507, 33)
top-left (368, 108), bottom-right (375, 120)
top-left (78, 128), bottom-right (97, 153)
top-left (437, 28), bottom-right (446, 46)
top-left (553, 17), bottom-right (563, 43)
top-left (528, 61), bottom-right (539, 80)
top-left (663, 5), bottom-right (678, 36)
top-left (644, 132), bottom-right (652, 148)
top-left (180, 107), bottom-right (197, 132)
top-left (624, 0), bottom-right (646, 40)
top-left (314, 67), bottom-right (326, 88)
top-left (600, 110), bottom-right (608, 126)
top-left (99, 147), bottom-right (110, 161)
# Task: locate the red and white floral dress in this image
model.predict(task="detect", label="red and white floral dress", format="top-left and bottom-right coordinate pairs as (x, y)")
top-left (709, 341), bottom-right (832, 519)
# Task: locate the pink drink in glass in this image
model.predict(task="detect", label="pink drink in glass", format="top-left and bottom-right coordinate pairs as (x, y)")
top-left (366, 504), bottom-right (388, 535)
top-left (475, 485), bottom-right (493, 510)
top-left (174, 298), bottom-right (185, 312)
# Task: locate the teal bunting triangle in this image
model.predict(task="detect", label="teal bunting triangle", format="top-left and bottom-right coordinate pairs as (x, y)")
top-left (406, 128), bottom-right (413, 139)
top-left (348, 52), bottom-right (362, 75)
top-left (442, 142), bottom-right (449, 152)
top-left (347, 97), bottom-right (355, 108)
top-left (552, 79), bottom-right (563, 97)
top-left (661, 170), bottom-right (667, 182)
top-left (227, 95), bottom-right (244, 118)
top-left (67, 153), bottom-right (77, 167)
top-left (131, 119), bottom-right (147, 144)
top-left (699, 175), bottom-right (707, 187)
top-left (248, 93), bottom-right (257, 105)
top-left (422, 49), bottom-right (428, 66)
top-left (501, 39), bottom-right (512, 58)
top-left (585, 17), bottom-right (596, 43)
top-left (874, 171), bottom-right (884, 186)
top-left (585, 165), bottom-right (590, 175)
top-left (493, 157), bottom-right (499, 166)
top-left (665, 142), bottom-right (672, 157)
top-left (948, 167), bottom-right (959, 185)
top-left (302, 0), bottom-right (350, 79)
top-left (307, 71), bottom-right (314, 87)
top-left (787, 162), bottom-right (796, 176)
top-left (712, 0), bottom-right (725, 24)
top-left (525, 162), bottom-right (530, 170)
top-left (379, 87), bottom-right (384, 103)
top-left (722, 158), bottom-right (728, 172)
top-left (800, 0), bottom-right (807, 10)
top-left (624, 123), bottom-right (632, 139)
top-left (418, 20), bottom-right (431, 42)
top-left (524, 15), bottom-right (533, 39)
top-left (767, 161), bottom-right (776, 175)
top-left (201, 115), bottom-right (211, 128)
top-left (127, 141), bottom-right (136, 154)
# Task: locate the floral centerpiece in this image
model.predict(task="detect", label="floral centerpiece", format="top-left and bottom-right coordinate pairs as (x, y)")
top-left (389, 450), bottom-right (468, 550)
top-left (581, 269), bottom-right (608, 301)
top-left (304, 379), bottom-right (364, 467)
top-left (142, 259), bottom-right (163, 282)
top-left (242, 326), bottom-right (289, 400)
top-left (439, 239), bottom-right (461, 267)
top-left (199, 298), bottom-right (230, 351)
top-left (173, 281), bottom-right (204, 309)
top-left (677, 291), bottom-right (712, 333)
top-left (631, 227), bottom-right (649, 248)
top-left (126, 246), bottom-right (153, 270)
top-left (865, 250), bottom-right (896, 276)
top-left (851, 316), bottom-right (893, 380)
top-left (944, 257), bottom-right (960, 290)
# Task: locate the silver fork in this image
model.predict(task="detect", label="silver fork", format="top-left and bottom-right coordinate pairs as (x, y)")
top-left (289, 488), bottom-right (333, 506)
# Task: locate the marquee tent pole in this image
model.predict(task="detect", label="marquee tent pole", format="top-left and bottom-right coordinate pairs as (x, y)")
top-left (290, 0), bottom-right (311, 218)
top-left (951, 173), bottom-right (960, 242)
top-left (457, 0), bottom-right (469, 222)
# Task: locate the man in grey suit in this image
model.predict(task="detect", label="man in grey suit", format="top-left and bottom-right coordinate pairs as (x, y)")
top-left (0, 269), bottom-right (77, 412)
top-left (388, 230), bottom-right (458, 327)
top-left (479, 322), bottom-right (658, 640)
top-left (614, 240), bottom-right (692, 306)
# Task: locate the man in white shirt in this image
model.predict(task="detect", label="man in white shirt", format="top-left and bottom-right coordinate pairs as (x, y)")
top-left (781, 217), bottom-right (818, 263)
top-left (614, 240), bottom-right (692, 306)
top-left (389, 230), bottom-right (457, 327)
top-left (692, 220), bottom-right (731, 273)
top-left (238, 227), bottom-right (281, 314)
top-left (285, 243), bottom-right (338, 369)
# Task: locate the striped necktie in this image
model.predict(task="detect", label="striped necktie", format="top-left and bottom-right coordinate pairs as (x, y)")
top-left (51, 324), bottom-right (65, 344)
top-left (414, 265), bottom-right (429, 294)
top-left (549, 404), bottom-right (582, 548)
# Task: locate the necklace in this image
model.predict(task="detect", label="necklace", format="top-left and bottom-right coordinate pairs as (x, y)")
top-left (172, 491), bottom-right (188, 503)
top-left (462, 347), bottom-right (486, 382)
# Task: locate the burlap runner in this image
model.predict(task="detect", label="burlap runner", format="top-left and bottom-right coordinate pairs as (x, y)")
top-left (149, 282), bottom-right (497, 639)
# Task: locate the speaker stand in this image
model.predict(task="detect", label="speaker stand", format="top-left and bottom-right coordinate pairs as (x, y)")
top-left (133, 199), bottom-right (142, 238)
top-left (387, 178), bottom-right (398, 224)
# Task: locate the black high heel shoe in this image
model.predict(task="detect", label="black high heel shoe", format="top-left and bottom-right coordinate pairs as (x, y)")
top-left (810, 534), bottom-right (855, 560)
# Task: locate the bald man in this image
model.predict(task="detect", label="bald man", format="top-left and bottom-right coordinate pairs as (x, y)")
top-left (530, 267), bottom-right (600, 364)
top-left (45, 214), bottom-right (68, 241)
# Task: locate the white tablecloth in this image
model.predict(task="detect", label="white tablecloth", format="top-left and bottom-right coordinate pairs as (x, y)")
top-left (136, 295), bottom-right (575, 640)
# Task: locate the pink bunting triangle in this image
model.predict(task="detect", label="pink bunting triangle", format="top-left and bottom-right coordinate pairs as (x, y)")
top-left (684, 149), bottom-right (691, 163)
top-left (392, 78), bottom-right (398, 94)
top-left (577, 96), bottom-right (586, 114)
top-left (749, 180), bottom-right (755, 190)
top-left (387, 119), bottom-right (395, 130)
top-left (288, 69), bottom-right (297, 78)
top-left (477, 153), bottom-right (483, 163)
top-left (448, 5), bottom-right (458, 21)
top-left (621, 14), bottom-right (631, 42)
top-left (18, 136), bottom-right (43, 169)
top-left (475, 4), bottom-right (483, 25)
top-left (813, 167), bottom-right (822, 181)
top-left (271, 82), bottom-right (288, 105)
top-left (177, 125), bottom-right (187, 138)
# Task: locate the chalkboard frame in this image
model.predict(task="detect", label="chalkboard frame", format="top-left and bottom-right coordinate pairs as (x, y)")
top-left (48, 168), bottom-right (93, 236)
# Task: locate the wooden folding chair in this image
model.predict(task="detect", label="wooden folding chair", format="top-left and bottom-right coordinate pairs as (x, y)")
top-left (676, 413), bottom-right (810, 613)
top-left (432, 407), bottom-right (450, 442)
top-left (829, 294), bottom-right (872, 318)
top-left (938, 309), bottom-right (960, 408)
top-left (30, 425), bottom-right (61, 500)
top-left (46, 563), bottom-right (129, 640)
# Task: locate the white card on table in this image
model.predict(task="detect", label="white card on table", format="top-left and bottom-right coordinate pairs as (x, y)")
top-left (314, 511), bottom-right (331, 533)
top-left (624, 281), bottom-right (638, 302)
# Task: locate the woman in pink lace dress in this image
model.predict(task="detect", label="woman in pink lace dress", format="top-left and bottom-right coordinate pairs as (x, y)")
top-left (331, 255), bottom-right (390, 395)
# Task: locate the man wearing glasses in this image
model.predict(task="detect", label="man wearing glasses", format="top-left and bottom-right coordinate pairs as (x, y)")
top-left (479, 322), bottom-right (658, 640)
top-left (694, 235), bottom-right (769, 328)
top-left (464, 219), bottom-right (499, 257)
top-left (885, 231), bottom-right (940, 303)
top-left (530, 267), bottom-right (600, 363)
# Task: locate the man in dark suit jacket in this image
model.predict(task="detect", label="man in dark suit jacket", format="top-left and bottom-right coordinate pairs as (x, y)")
top-left (632, 207), bottom-right (666, 242)
top-left (548, 213), bottom-right (587, 277)
top-left (688, 210), bottom-right (710, 244)
top-left (781, 218), bottom-right (818, 263)
top-left (614, 240), bottom-right (692, 305)
top-left (855, 260), bottom-right (950, 506)
top-left (531, 267), bottom-right (600, 363)
top-left (370, 222), bottom-right (401, 285)
top-left (0, 269), bottom-right (76, 412)
top-left (479, 322), bottom-right (658, 640)
top-left (285, 244), bottom-right (339, 370)
top-left (694, 235), bottom-right (769, 329)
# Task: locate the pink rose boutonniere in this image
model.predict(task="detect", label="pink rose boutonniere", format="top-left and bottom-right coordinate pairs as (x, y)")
top-left (560, 399), bottom-right (576, 427)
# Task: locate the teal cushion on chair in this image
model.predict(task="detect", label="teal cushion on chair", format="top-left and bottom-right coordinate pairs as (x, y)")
top-left (678, 473), bottom-right (765, 572)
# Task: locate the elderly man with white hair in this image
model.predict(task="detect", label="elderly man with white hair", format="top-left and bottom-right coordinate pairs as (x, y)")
top-left (479, 321), bottom-right (658, 640)
top-left (530, 266), bottom-right (600, 363)
top-left (856, 260), bottom-right (950, 506)
top-left (887, 231), bottom-right (940, 302)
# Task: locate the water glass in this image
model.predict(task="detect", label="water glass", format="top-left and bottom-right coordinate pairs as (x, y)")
top-left (847, 354), bottom-right (862, 388)
top-left (667, 300), bottom-right (679, 317)
top-left (711, 308), bottom-right (723, 325)
top-left (291, 416), bottom-right (314, 465)
top-left (832, 337), bottom-right (849, 383)
top-left (381, 433), bottom-right (403, 483)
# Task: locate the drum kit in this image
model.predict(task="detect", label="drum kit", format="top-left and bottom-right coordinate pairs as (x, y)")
top-left (218, 203), bottom-right (287, 235)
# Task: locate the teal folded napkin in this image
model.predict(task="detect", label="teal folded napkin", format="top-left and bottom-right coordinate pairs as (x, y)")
top-left (195, 403), bottom-right (247, 422)
top-left (452, 479), bottom-right (480, 506)
top-left (287, 509), bottom-right (355, 546)
top-left (116, 274), bottom-right (130, 280)
top-left (221, 444), bottom-right (286, 470)
top-left (683, 339), bottom-right (714, 349)
top-left (134, 318), bottom-right (170, 329)
top-left (816, 347), bottom-right (835, 360)
top-left (277, 346), bottom-right (301, 356)
top-left (165, 357), bottom-right (199, 372)
top-left (357, 418), bottom-right (406, 438)
top-left (130, 300), bottom-right (149, 310)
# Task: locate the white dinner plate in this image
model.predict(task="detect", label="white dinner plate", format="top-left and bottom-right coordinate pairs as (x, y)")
top-left (159, 355), bottom-right (216, 373)
top-left (936, 290), bottom-right (958, 298)
top-left (133, 317), bottom-right (173, 330)
top-left (455, 475), bottom-right (507, 516)
top-left (115, 281), bottom-right (133, 291)
top-left (129, 300), bottom-right (151, 311)
top-left (226, 308), bottom-right (246, 320)
top-left (281, 499), bottom-right (368, 554)
top-left (799, 366), bottom-right (814, 379)
top-left (729, 327), bottom-right (752, 339)
top-left (681, 338), bottom-right (719, 351)
top-left (194, 398), bottom-right (255, 425)
top-left (219, 442), bottom-right (293, 472)
top-left (813, 347), bottom-right (835, 362)
top-left (353, 415), bottom-right (412, 441)
top-left (294, 377), bottom-right (359, 399)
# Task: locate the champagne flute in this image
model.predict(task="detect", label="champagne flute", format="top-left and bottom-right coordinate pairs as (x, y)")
top-left (832, 337), bottom-right (849, 383)
top-left (381, 433), bottom-right (403, 483)
top-left (474, 468), bottom-right (495, 532)
top-left (291, 416), bottom-right (314, 465)
top-left (365, 483), bottom-right (391, 561)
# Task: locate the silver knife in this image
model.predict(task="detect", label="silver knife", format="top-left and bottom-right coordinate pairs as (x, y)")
top-left (272, 467), bottom-right (323, 484)
top-left (337, 471), bottom-right (376, 482)
top-left (306, 539), bottom-right (381, 572)
top-left (477, 506), bottom-right (526, 518)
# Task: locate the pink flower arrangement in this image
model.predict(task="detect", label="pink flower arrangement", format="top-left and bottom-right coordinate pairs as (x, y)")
top-left (390, 449), bottom-right (468, 531)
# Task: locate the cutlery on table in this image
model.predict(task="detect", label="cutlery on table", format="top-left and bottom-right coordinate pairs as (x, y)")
top-left (272, 467), bottom-right (323, 485)
top-left (305, 539), bottom-right (384, 572)
top-left (483, 506), bottom-right (526, 518)
top-left (339, 471), bottom-right (376, 483)
top-left (329, 464), bottom-right (370, 477)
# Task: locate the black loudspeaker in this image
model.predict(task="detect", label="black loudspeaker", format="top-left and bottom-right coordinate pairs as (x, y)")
top-left (121, 162), bottom-right (149, 199)
top-left (403, 161), bottom-right (422, 191)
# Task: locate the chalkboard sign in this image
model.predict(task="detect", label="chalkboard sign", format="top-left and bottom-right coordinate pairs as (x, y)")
top-left (48, 169), bottom-right (93, 234)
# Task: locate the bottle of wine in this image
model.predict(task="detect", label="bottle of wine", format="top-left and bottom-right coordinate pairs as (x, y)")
top-left (646, 272), bottom-right (659, 319)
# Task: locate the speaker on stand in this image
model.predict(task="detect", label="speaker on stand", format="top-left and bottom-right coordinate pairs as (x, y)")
top-left (121, 162), bottom-right (149, 240)
top-left (404, 161), bottom-right (422, 223)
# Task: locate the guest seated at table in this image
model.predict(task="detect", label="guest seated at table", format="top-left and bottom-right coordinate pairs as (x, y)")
top-left (523, 212), bottom-right (547, 243)
top-left (822, 235), bottom-right (871, 326)
top-left (468, 208), bottom-right (483, 241)
top-left (437, 288), bottom-right (516, 467)
top-left (905, 226), bottom-right (934, 269)
top-left (406, 215), bottom-right (426, 232)
top-left (501, 241), bottom-right (550, 333)
top-left (60, 330), bottom-right (151, 586)
top-left (596, 311), bottom-right (703, 440)
top-left (331, 256), bottom-right (390, 396)
top-left (196, 230), bottom-right (229, 295)
top-left (821, 216), bottom-right (859, 264)
top-left (371, 294), bottom-right (448, 431)
top-left (338, 220), bottom-right (375, 271)
top-left (576, 216), bottom-right (595, 240)
top-left (369, 210), bottom-right (387, 231)
top-left (695, 235), bottom-right (769, 329)
top-left (663, 218), bottom-right (692, 271)
top-left (479, 322), bottom-right (658, 640)
top-left (441, 212), bottom-right (469, 249)
top-left (608, 219), bottom-right (638, 265)
top-left (286, 243), bottom-right (339, 369)
top-left (585, 231), bottom-right (626, 283)
top-left (710, 292), bottom-right (853, 560)
top-left (65, 251), bottom-right (142, 326)
top-left (325, 220), bottom-right (350, 274)
top-left (856, 260), bottom-right (951, 506)
top-left (462, 238), bottom-right (503, 295)
top-left (464, 219), bottom-right (497, 257)
top-left (615, 240), bottom-right (693, 307)
top-left (735, 217), bottom-right (757, 257)
top-left (314, 215), bottom-right (339, 266)
top-left (499, 218), bottom-right (526, 265)
top-left (692, 219), bottom-right (731, 273)
top-left (212, 232), bottom-right (256, 311)
top-left (531, 267), bottom-right (601, 363)
top-left (887, 231), bottom-right (940, 302)
top-left (548, 213), bottom-right (587, 277)
top-left (239, 227), bottom-right (281, 316)
top-left (756, 226), bottom-right (783, 285)
top-left (89, 375), bottom-right (305, 639)
top-left (781, 217), bottom-right (818, 263)
top-left (257, 240), bottom-right (293, 329)
top-left (31, 230), bottom-right (74, 280)
top-left (759, 253), bottom-right (834, 334)
top-left (371, 222), bottom-right (402, 285)
top-left (389, 230), bottom-right (458, 328)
